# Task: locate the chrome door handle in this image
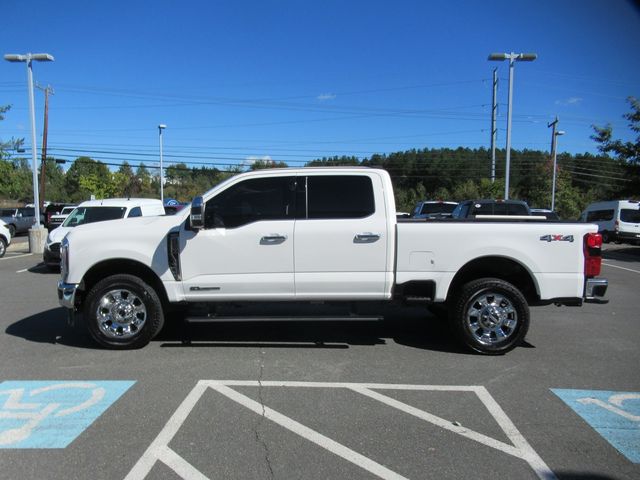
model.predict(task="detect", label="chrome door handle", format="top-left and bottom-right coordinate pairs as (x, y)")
top-left (260, 234), bottom-right (288, 245)
top-left (354, 232), bottom-right (381, 244)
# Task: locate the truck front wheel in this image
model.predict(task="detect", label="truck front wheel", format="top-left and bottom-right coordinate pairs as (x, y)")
top-left (83, 274), bottom-right (164, 349)
top-left (451, 278), bottom-right (529, 355)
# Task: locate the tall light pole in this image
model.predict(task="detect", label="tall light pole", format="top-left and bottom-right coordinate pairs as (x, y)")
top-left (488, 52), bottom-right (537, 199)
top-left (490, 68), bottom-right (498, 183)
top-left (548, 117), bottom-right (565, 212)
top-left (158, 124), bottom-right (166, 204)
top-left (4, 53), bottom-right (54, 233)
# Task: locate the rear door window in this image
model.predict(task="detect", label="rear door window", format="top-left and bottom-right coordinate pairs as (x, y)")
top-left (305, 176), bottom-right (374, 219)
top-left (620, 208), bottom-right (640, 223)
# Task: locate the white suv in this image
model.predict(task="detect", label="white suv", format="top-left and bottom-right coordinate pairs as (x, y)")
top-left (0, 219), bottom-right (12, 258)
top-left (44, 198), bottom-right (165, 269)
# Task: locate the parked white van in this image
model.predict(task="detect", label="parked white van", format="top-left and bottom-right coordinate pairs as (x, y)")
top-left (580, 200), bottom-right (640, 244)
top-left (44, 198), bottom-right (165, 269)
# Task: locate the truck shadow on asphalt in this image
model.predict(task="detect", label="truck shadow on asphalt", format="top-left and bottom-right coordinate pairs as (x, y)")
top-left (5, 308), bottom-right (95, 348)
top-left (6, 307), bottom-right (489, 354)
top-left (157, 318), bottom-right (468, 354)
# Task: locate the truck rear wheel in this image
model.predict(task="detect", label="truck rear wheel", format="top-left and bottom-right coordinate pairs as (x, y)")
top-left (451, 278), bottom-right (529, 355)
top-left (0, 238), bottom-right (6, 258)
top-left (83, 274), bottom-right (164, 349)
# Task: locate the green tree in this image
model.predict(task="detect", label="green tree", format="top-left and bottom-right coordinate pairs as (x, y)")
top-left (306, 155), bottom-right (360, 167)
top-left (0, 105), bottom-right (24, 156)
top-left (65, 157), bottom-right (112, 202)
top-left (42, 158), bottom-right (67, 202)
top-left (117, 161), bottom-right (141, 197)
top-left (592, 96), bottom-right (640, 197)
top-left (0, 105), bottom-right (29, 201)
top-left (136, 163), bottom-right (155, 197)
top-left (0, 158), bottom-right (32, 201)
top-left (250, 159), bottom-right (288, 170)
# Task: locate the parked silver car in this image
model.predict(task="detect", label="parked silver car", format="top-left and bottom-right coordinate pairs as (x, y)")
top-left (0, 208), bottom-right (41, 236)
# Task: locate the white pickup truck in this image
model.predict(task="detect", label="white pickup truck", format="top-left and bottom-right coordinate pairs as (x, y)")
top-left (57, 167), bottom-right (608, 354)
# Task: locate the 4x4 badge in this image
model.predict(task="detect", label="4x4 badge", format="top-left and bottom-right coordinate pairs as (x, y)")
top-left (540, 234), bottom-right (574, 242)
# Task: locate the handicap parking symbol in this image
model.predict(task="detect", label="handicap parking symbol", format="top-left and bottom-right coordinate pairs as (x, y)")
top-left (0, 380), bottom-right (134, 448)
top-left (552, 389), bottom-right (640, 463)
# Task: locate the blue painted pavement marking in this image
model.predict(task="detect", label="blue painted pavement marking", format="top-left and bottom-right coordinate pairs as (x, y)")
top-left (0, 380), bottom-right (134, 448)
top-left (552, 388), bottom-right (640, 463)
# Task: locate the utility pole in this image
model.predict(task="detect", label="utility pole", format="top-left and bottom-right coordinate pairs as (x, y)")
top-left (490, 68), bottom-right (498, 183)
top-left (36, 83), bottom-right (54, 214)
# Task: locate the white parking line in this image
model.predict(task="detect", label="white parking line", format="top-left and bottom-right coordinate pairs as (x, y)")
top-left (16, 268), bottom-right (28, 273)
top-left (602, 262), bottom-right (640, 274)
top-left (125, 381), bottom-right (556, 480)
top-left (0, 253), bottom-right (33, 262)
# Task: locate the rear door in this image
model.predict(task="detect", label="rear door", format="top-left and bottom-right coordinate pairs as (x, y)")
top-left (619, 203), bottom-right (640, 239)
top-left (293, 173), bottom-right (390, 299)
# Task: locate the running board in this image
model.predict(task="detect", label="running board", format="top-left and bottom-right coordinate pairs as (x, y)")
top-left (184, 315), bottom-right (384, 323)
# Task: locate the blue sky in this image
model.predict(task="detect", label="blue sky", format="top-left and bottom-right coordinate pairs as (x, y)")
top-left (1, 0), bottom-right (639, 173)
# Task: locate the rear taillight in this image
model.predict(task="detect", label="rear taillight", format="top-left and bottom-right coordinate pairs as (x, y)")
top-left (584, 232), bottom-right (602, 277)
top-left (614, 220), bottom-right (619, 232)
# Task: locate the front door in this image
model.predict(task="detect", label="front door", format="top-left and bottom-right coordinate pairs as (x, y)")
top-left (180, 175), bottom-right (296, 301)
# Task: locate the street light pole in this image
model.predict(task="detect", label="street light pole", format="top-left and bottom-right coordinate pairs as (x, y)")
top-left (548, 117), bottom-right (565, 212)
top-left (490, 68), bottom-right (498, 183)
top-left (158, 124), bottom-right (166, 204)
top-left (488, 52), bottom-right (537, 199)
top-left (4, 52), bottom-right (54, 254)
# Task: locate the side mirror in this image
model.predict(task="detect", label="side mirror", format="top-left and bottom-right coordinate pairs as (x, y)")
top-left (190, 196), bottom-right (205, 230)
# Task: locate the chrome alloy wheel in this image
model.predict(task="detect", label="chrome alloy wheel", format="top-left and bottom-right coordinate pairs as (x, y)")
top-left (465, 292), bottom-right (518, 346)
top-left (96, 288), bottom-right (147, 339)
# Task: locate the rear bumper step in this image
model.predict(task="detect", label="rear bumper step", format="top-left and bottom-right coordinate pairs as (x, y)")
top-left (584, 277), bottom-right (608, 304)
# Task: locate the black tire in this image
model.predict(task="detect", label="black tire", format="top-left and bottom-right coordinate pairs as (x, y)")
top-left (602, 231), bottom-right (610, 243)
top-left (0, 237), bottom-right (6, 258)
top-left (8, 224), bottom-right (16, 237)
top-left (83, 274), bottom-right (164, 349)
top-left (450, 278), bottom-right (529, 355)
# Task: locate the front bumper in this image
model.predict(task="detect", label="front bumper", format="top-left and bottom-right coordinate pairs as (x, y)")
top-left (58, 280), bottom-right (79, 309)
top-left (616, 231), bottom-right (640, 243)
top-left (43, 242), bottom-right (61, 265)
top-left (584, 277), bottom-right (608, 304)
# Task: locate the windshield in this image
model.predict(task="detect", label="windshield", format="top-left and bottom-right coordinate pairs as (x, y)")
top-left (420, 203), bottom-right (457, 215)
top-left (60, 207), bottom-right (75, 215)
top-left (62, 206), bottom-right (127, 227)
top-left (620, 208), bottom-right (640, 223)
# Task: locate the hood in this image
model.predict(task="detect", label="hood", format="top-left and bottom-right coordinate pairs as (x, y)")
top-left (65, 215), bottom-right (181, 244)
top-left (48, 225), bottom-right (71, 245)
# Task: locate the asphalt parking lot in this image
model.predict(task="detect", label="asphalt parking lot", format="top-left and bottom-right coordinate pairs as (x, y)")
top-left (0, 238), bottom-right (639, 480)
